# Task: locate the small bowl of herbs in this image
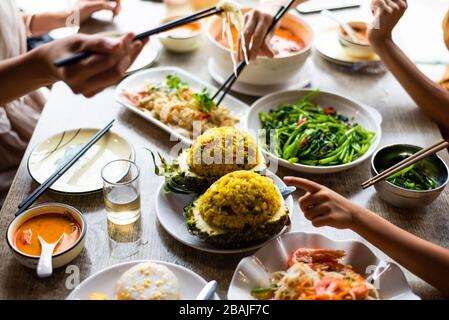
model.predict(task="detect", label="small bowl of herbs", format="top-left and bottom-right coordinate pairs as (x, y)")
top-left (371, 144), bottom-right (449, 208)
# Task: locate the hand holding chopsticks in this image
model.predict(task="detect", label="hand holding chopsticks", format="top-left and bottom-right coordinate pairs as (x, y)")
top-left (53, 6), bottom-right (223, 67)
top-left (15, 120), bottom-right (116, 216)
top-left (212, 0), bottom-right (296, 107)
top-left (361, 139), bottom-right (449, 189)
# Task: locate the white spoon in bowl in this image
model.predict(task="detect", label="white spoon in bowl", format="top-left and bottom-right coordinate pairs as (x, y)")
top-left (321, 10), bottom-right (360, 43)
top-left (37, 234), bottom-right (64, 278)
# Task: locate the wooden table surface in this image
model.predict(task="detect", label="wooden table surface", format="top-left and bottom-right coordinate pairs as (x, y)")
top-left (1, 0), bottom-right (449, 300)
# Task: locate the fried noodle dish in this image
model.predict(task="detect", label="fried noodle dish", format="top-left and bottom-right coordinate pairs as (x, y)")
top-left (252, 248), bottom-right (379, 300)
top-left (122, 74), bottom-right (239, 138)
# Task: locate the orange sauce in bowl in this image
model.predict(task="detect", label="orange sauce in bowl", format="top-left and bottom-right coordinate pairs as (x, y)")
top-left (14, 213), bottom-right (81, 257)
top-left (215, 25), bottom-right (305, 57)
top-left (165, 22), bottom-right (200, 38)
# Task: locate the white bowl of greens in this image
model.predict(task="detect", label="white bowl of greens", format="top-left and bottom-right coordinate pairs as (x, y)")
top-left (245, 89), bottom-right (382, 174)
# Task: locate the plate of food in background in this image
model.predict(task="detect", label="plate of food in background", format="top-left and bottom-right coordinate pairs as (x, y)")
top-left (152, 127), bottom-right (293, 254)
top-left (96, 31), bottom-right (161, 75)
top-left (66, 260), bottom-right (219, 300)
top-left (228, 232), bottom-right (420, 300)
top-left (315, 26), bottom-right (381, 68)
top-left (116, 67), bottom-right (248, 145)
top-left (245, 89), bottom-right (382, 174)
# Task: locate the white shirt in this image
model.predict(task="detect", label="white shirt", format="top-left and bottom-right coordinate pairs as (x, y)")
top-left (0, 0), bottom-right (45, 206)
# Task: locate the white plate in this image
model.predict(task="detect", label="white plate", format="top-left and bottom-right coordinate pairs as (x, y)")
top-left (66, 260), bottom-right (219, 300)
top-left (27, 128), bottom-right (134, 194)
top-left (208, 58), bottom-right (312, 97)
top-left (315, 27), bottom-right (381, 67)
top-left (115, 67), bottom-right (249, 145)
top-left (228, 232), bottom-right (420, 300)
top-left (96, 31), bottom-right (160, 75)
top-left (155, 171), bottom-right (294, 254)
top-left (246, 89), bottom-right (382, 174)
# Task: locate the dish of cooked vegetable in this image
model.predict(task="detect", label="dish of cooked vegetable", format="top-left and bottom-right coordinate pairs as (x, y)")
top-left (259, 90), bottom-right (375, 166)
top-left (251, 248), bottom-right (379, 300)
top-left (122, 74), bottom-right (239, 138)
top-left (150, 127), bottom-right (266, 194)
top-left (184, 170), bottom-right (290, 248)
top-left (386, 163), bottom-right (439, 191)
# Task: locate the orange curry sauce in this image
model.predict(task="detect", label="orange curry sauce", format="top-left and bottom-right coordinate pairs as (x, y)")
top-left (216, 25), bottom-right (306, 57)
top-left (14, 213), bottom-right (81, 256)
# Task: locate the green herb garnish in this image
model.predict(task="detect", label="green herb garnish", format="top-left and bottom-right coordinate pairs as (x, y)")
top-left (166, 74), bottom-right (188, 91)
top-left (191, 88), bottom-right (217, 113)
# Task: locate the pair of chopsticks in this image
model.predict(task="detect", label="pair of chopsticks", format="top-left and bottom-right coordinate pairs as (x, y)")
top-left (15, 120), bottom-right (116, 216)
top-left (361, 139), bottom-right (449, 189)
top-left (54, 6), bottom-right (223, 67)
top-left (212, 0), bottom-right (296, 107)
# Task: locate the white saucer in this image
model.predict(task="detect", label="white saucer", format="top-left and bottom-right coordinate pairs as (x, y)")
top-left (27, 128), bottom-right (134, 194)
top-left (208, 58), bottom-right (312, 97)
top-left (315, 27), bottom-right (381, 67)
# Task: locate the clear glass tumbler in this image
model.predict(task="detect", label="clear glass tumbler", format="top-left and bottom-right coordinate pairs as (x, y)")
top-left (101, 159), bottom-right (141, 226)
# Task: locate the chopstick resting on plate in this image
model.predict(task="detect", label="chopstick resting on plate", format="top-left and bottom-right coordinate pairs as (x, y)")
top-left (212, 0), bottom-right (296, 107)
top-left (53, 6), bottom-right (223, 67)
top-left (15, 120), bottom-right (116, 216)
top-left (361, 139), bottom-right (449, 189)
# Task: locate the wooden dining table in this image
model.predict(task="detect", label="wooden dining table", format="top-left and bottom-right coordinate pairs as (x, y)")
top-left (1, 0), bottom-right (448, 300)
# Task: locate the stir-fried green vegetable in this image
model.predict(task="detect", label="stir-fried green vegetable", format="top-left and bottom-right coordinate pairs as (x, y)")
top-left (386, 163), bottom-right (438, 190)
top-left (259, 90), bottom-right (375, 166)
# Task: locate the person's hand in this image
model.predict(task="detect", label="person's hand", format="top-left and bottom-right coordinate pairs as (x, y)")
top-left (37, 33), bottom-right (145, 97)
top-left (368, 0), bottom-right (407, 46)
top-left (283, 176), bottom-right (361, 229)
top-left (75, 0), bottom-right (122, 23)
top-left (238, 1), bottom-right (281, 61)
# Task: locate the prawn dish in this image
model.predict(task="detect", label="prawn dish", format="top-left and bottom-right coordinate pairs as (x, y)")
top-left (121, 74), bottom-right (239, 138)
top-left (251, 248), bottom-right (379, 300)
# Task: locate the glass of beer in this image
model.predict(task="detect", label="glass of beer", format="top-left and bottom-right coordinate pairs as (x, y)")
top-left (101, 160), bottom-right (141, 226)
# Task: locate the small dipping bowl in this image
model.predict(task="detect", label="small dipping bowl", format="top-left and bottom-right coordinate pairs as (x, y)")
top-left (371, 144), bottom-right (449, 208)
top-left (158, 16), bottom-right (203, 53)
top-left (7, 203), bottom-right (87, 270)
top-left (338, 21), bottom-right (375, 59)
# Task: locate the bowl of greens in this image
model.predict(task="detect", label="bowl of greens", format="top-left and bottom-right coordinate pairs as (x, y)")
top-left (371, 144), bottom-right (449, 208)
top-left (246, 89), bottom-right (382, 173)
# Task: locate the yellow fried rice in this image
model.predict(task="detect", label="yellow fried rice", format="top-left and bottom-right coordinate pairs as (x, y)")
top-left (188, 127), bottom-right (261, 177)
top-left (198, 171), bottom-right (282, 230)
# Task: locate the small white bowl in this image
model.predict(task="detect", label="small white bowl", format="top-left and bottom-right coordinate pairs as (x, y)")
top-left (338, 21), bottom-right (375, 59)
top-left (158, 16), bottom-right (203, 53)
top-left (207, 10), bottom-right (313, 86)
top-left (6, 203), bottom-right (87, 270)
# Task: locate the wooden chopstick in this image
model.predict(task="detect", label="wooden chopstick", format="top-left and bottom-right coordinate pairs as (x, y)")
top-left (361, 139), bottom-right (449, 189)
top-left (53, 6), bottom-right (222, 67)
top-left (15, 120), bottom-right (116, 216)
top-left (212, 0), bottom-right (296, 106)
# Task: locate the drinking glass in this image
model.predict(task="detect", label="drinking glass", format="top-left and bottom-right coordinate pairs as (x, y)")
top-left (101, 160), bottom-right (141, 226)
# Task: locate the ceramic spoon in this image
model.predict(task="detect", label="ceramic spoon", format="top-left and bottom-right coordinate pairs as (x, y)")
top-left (195, 280), bottom-right (218, 300)
top-left (37, 235), bottom-right (63, 278)
top-left (321, 10), bottom-right (361, 43)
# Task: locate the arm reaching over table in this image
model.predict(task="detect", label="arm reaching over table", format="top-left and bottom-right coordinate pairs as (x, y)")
top-left (0, 33), bottom-right (145, 105)
top-left (238, 0), bottom-right (306, 61)
top-left (368, 0), bottom-right (449, 129)
top-left (283, 176), bottom-right (449, 295)
top-left (24, 0), bottom-right (122, 37)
